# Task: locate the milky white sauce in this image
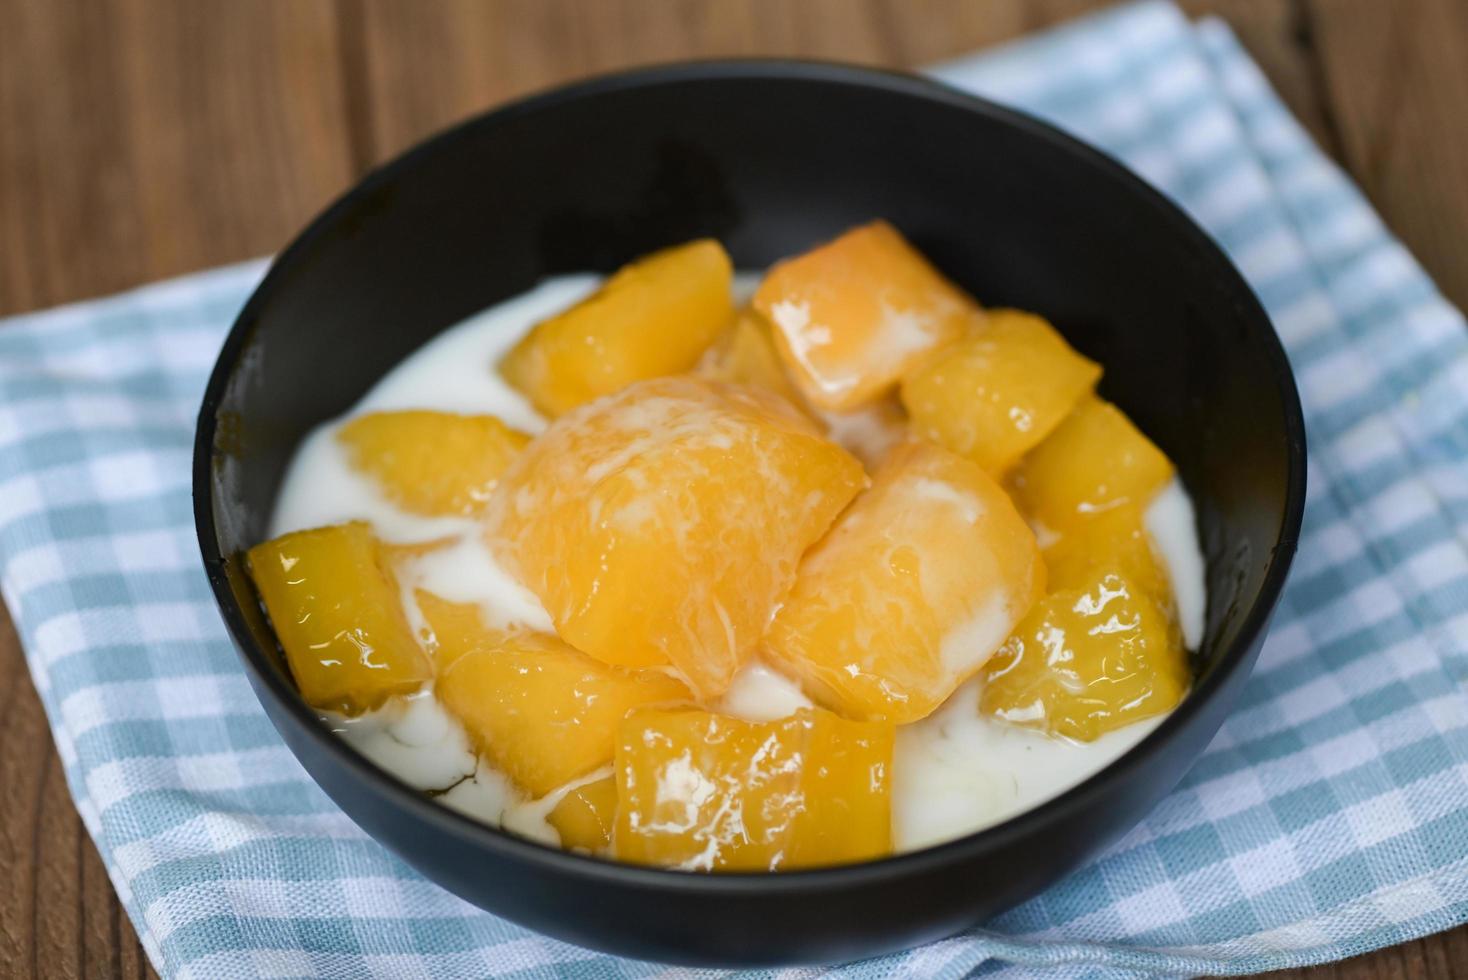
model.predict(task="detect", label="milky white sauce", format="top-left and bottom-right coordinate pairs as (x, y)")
top-left (396, 534), bottom-right (551, 634)
top-left (893, 680), bottom-right (1166, 849)
top-left (271, 273), bottom-right (1208, 854)
top-left (716, 661), bottom-right (814, 722)
top-left (1148, 477), bottom-right (1206, 650)
top-left (326, 688), bottom-right (478, 791)
top-left (817, 404), bottom-right (905, 467)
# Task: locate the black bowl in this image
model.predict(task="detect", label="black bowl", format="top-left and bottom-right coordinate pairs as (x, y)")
top-left (194, 61), bottom-right (1306, 966)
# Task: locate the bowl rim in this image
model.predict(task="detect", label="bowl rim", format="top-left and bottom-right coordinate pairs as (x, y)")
top-left (193, 57), bottom-right (1307, 895)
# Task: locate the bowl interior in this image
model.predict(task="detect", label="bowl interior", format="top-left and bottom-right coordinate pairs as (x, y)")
top-left (200, 63), bottom-right (1303, 876)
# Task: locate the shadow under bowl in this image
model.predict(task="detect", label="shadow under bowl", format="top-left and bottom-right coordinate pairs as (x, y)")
top-left (193, 61), bottom-right (1306, 967)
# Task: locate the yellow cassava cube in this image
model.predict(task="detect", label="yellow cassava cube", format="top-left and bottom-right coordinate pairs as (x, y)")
top-left (613, 708), bottom-right (893, 870)
top-left (1041, 504), bottom-right (1171, 602)
top-left (246, 522), bottom-right (430, 714)
top-left (499, 239), bottom-right (734, 416)
top-left (698, 307), bottom-right (810, 411)
top-left (981, 565), bottom-right (1187, 741)
top-left (901, 309), bottom-right (1100, 475)
top-left (421, 591), bottom-right (688, 798)
top-left (547, 776), bottom-right (618, 853)
top-left (338, 410), bottom-right (529, 516)
top-left (1010, 396), bottom-right (1174, 531)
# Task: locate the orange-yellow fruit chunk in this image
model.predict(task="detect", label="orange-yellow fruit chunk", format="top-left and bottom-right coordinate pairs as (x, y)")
top-left (766, 442), bottom-right (1045, 723)
top-left (547, 776), bottom-right (618, 853)
top-left (754, 220), bottom-right (977, 411)
top-left (698, 307), bottom-right (809, 410)
top-left (413, 590), bottom-right (488, 673)
top-left (338, 411), bottom-right (530, 517)
top-left (980, 566), bottom-right (1187, 742)
top-left (613, 708), bottom-right (893, 871)
top-left (1042, 505), bottom-right (1170, 602)
top-left (700, 310), bottom-right (908, 468)
top-left (499, 239), bottom-right (734, 417)
top-left (486, 375), bottom-right (865, 698)
top-left (379, 536), bottom-right (456, 569)
top-left (421, 591), bottom-right (688, 797)
top-left (246, 522), bottom-right (430, 714)
top-left (1011, 397), bottom-right (1174, 531)
top-left (901, 309), bottom-right (1100, 476)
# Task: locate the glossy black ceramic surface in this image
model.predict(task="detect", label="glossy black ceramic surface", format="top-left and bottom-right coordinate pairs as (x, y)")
top-left (193, 61), bottom-right (1306, 966)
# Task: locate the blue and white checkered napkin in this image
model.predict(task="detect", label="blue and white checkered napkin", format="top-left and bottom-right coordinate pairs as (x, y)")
top-left (4, 3), bottom-right (1467, 976)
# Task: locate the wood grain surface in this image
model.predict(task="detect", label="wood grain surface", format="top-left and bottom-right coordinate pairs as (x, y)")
top-left (1, 2), bottom-right (1465, 977)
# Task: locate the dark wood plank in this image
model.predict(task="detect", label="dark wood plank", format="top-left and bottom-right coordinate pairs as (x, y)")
top-left (1181, 0), bottom-right (1343, 151)
top-left (342, 0), bottom-right (1351, 170)
top-left (31, 736), bottom-right (83, 979)
top-left (0, 0), bottom-right (356, 316)
top-left (80, 803), bottom-right (152, 980)
top-left (0, 611), bottom-right (47, 976)
top-left (343, 0), bottom-right (1065, 166)
top-left (1306, 0), bottom-right (1468, 310)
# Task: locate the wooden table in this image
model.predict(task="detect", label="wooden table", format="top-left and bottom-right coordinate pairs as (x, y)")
top-left (2, 2), bottom-right (1465, 977)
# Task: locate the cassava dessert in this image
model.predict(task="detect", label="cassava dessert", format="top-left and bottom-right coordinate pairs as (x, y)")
top-left (251, 223), bottom-right (1206, 870)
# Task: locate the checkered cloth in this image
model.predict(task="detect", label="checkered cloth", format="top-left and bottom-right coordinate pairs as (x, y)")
top-left (3, 2), bottom-right (1466, 976)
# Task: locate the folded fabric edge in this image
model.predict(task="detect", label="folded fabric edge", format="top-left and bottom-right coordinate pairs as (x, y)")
top-left (0, 259), bottom-right (270, 336)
